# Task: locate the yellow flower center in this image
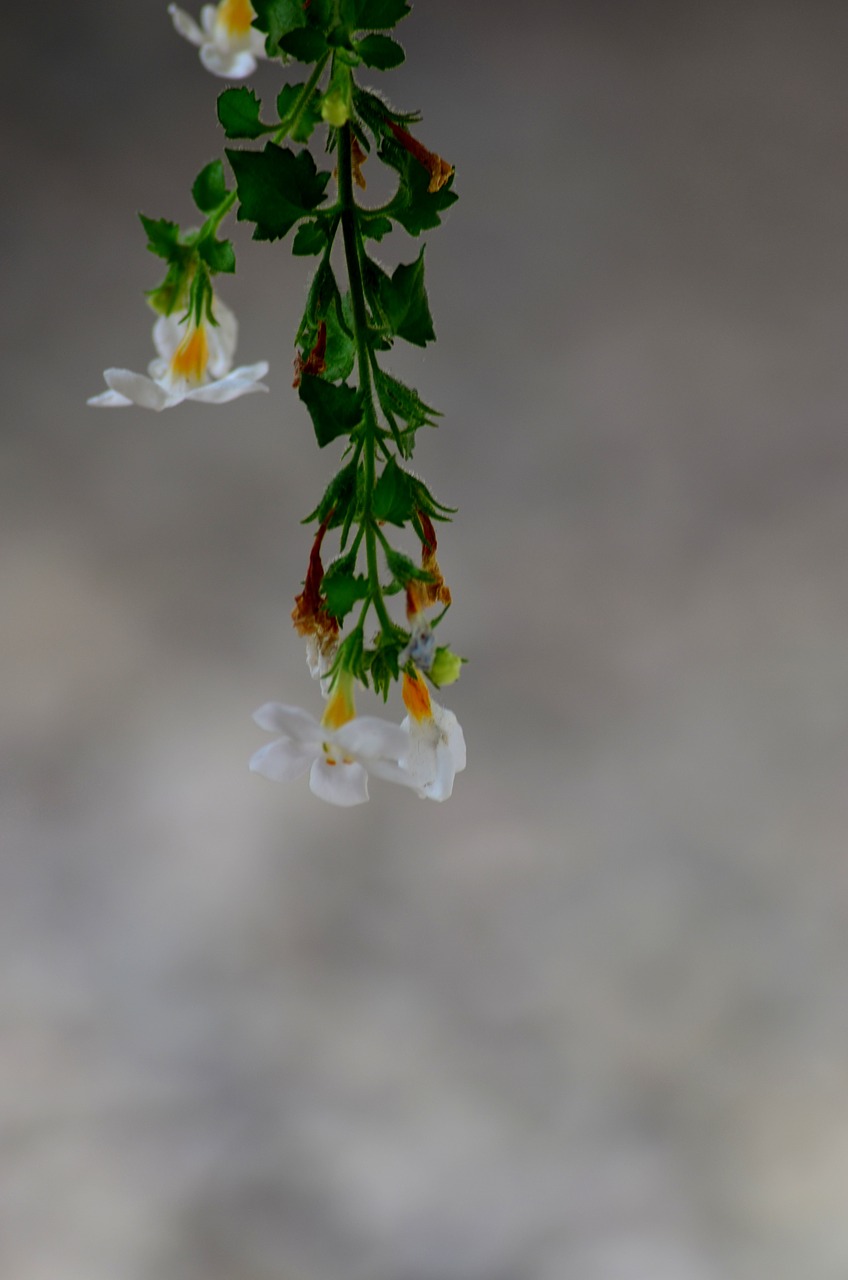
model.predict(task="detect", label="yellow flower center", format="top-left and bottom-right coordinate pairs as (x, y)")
top-left (321, 682), bottom-right (356, 733)
top-left (402, 671), bottom-right (432, 722)
top-left (217, 0), bottom-right (255, 36)
top-left (170, 324), bottom-right (209, 385)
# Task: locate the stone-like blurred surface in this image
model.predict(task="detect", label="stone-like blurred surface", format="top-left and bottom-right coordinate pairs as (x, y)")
top-left (4, 3), bottom-right (848, 1277)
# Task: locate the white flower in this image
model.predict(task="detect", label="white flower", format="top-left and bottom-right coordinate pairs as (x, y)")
top-left (400, 671), bottom-right (466, 802)
top-left (168, 0), bottom-right (267, 79)
top-left (88, 298), bottom-right (269, 412)
top-left (250, 681), bottom-right (414, 807)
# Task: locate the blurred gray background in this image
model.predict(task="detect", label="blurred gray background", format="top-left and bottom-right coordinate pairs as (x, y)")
top-left (4, 1), bottom-right (848, 1276)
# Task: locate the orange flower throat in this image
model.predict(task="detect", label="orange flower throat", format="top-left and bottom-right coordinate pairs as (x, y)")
top-left (170, 324), bottom-right (209, 384)
top-left (218, 0), bottom-right (256, 36)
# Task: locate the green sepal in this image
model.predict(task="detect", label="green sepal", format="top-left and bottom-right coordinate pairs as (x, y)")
top-left (276, 82), bottom-right (322, 142)
top-left (292, 219), bottom-right (330, 256)
top-left (379, 141), bottom-right (458, 236)
top-left (299, 375), bottom-right (364, 447)
top-left (343, 0), bottom-right (411, 30)
top-left (365, 247), bottom-right (436, 346)
top-left (191, 160), bottom-right (229, 213)
top-left (280, 26), bottom-right (328, 62)
top-left (361, 215), bottom-right (392, 242)
top-left (197, 237), bottom-right (236, 274)
top-left (217, 87), bottom-right (272, 140)
top-left (367, 631), bottom-right (407, 700)
top-left (355, 33), bottom-right (404, 68)
top-left (302, 456), bottom-right (360, 527)
top-left (353, 86), bottom-right (421, 134)
top-left (227, 143), bottom-right (330, 241)
top-left (251, 0), bottom-right (307, 56)
top-left (384, 546), bottom-right (434, 587)
top-left (322, 552), bottom-right (369, 622)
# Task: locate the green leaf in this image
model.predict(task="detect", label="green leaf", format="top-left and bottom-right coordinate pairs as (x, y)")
top-left (355, 33), bottom-right (404, 68)
top-left (217, 87), bottom-right (271, 140)
top-left (251, 0), bottom-right (307, 55)
top-left (298, 375), bottom-right (364, 447)
top-left (384, 546), bottom-right (433, 587)
top-left (367, 633), bottom-right (405, 699)
top-left (292, 219), bottom-right (330, 256)
top-left (302, 457), bottom-right (360, 526)
top-left (276, 82), bottom-right (322, 142)
top-left (297, 259), bottom-right (355, 381)
top-left (191, 160), bottom-right (229, 213)
top-left (280, 26), bottom-right (328, 62)
top-left (374, 368), bottom-right (441, 433)
top-left (139, 215), bottom-right (181, 260)
top-left (372, 456), bottom-right (415, 526)
top-left (366, 247), bottom-right (436, 346)
top-left (227, 143), bottom-right (330, 241)
top-left (380, 142), bottom-right (458, 235)
top-left (322, 556), bottom-right (369, 622)
top-left (345, 0), bottom-right (411, 29)
top-left (362, 214), bottom-right (392, 242)
top-left (197, 237), bottom-right (236, 273)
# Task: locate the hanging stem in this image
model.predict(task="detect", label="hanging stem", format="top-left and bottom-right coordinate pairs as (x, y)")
top-left (338, 118), bottom-right (396, 639)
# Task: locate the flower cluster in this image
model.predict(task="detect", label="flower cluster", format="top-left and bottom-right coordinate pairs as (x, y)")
top-left (91, 1), bottom-right (467, 807)
top-left (251, 671), bottom-right (465, 806)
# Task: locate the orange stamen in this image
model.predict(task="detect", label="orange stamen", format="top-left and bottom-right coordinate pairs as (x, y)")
top-left (170, 324), bottom-right (209, 384)
top-left (217, 0), bottom-right (255, 36)
top-left (402, 670), bottom-right (432, 722)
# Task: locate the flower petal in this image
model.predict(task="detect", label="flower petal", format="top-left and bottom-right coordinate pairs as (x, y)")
top-left (252, 703), bottom-right (322, 745)
top-left (334, 716), bottom-right (411, 761)
top-left (103, 368), bottom-right (182, 411)
top-left (88, 388), bottom-right (132, 408)
top-left (152, 312), bottom-right (184, 364)
top-left (206, 298), bottom-right (238, 377)
top-left (199, 44), bottom-right (257, 77)
top-left (249, 738), bottom-right (313, 782)
top-left (310, 757), bottom-right (370, 806)
top-left (168, 3), bottom-right (204, 46)
top-left (184, 367), bottom-right (269, 404)
top-left (435, 706), bottom-right (467, 773)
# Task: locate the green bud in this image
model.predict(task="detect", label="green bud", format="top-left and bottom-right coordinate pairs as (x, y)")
top-left (429, 646), bottom-right (464, 687)
top-left (321, 91), bottom-right (350, 127)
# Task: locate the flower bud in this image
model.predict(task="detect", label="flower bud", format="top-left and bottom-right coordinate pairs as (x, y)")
top-left (429, 646), bottom-right (463, 687)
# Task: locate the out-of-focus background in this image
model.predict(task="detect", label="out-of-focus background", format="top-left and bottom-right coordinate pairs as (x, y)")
top-left (4, 1), bottom-right (848, 1276)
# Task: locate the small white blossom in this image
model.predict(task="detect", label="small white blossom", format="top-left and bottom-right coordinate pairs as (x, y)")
top-left (250, 685), bottom-right (414, 807)
top-left (88, 298), bottom-right (269, 412)
top-left (168, 0), bottom-right (267, 79)
top-left (401, 672), bottom-right (466, 802)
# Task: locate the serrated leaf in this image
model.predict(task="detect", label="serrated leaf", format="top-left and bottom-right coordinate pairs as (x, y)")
top-left (384, 546), bottom-right (433, 586)
top-left (372, 456), bottom-right (415, 526)
top-left (139, 215), bottom-right (181, 260)
top-left (322, 559), bottom-right (369, 622)
top-left (362, 215), bottom-right (392, 242)
top-left (380, 141), bottom-right (458, 235)
top-left (366, 247), bottom-right (435, 346)
top-left (355, 33), bottom-right (404, 68)
top-left (374, 368), bottom-right (441, 432)
top-left (292, 219), bottom-right (330, 256)
top-left (303, 457), bottom-right (360, 526)
top-left (367, 636), bottom-right (405, 699)
top-left (276, 81), bottom-right (322, 142)
top-left (346, 0), bottom-right (411, 29)
top-left (297, 259), bottom-right (355, 381)
top-left (192, 160), bottom-right (229, 213)
top-left (299, 375), bottom-right (363, 447)
top-left (251, 0), bottom-right (307, 55)
top-left (198, 237), bottom-right (236, 273)
top-left (217, 87), bottom-right (270, 140)
top-left (227, 143), bottom-right (330, 241)
top-left (280, 26), bottom-right (328, 62)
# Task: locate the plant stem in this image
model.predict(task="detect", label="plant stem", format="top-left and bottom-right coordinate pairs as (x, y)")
top-left (338, 120), bottom-right (395, 638)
